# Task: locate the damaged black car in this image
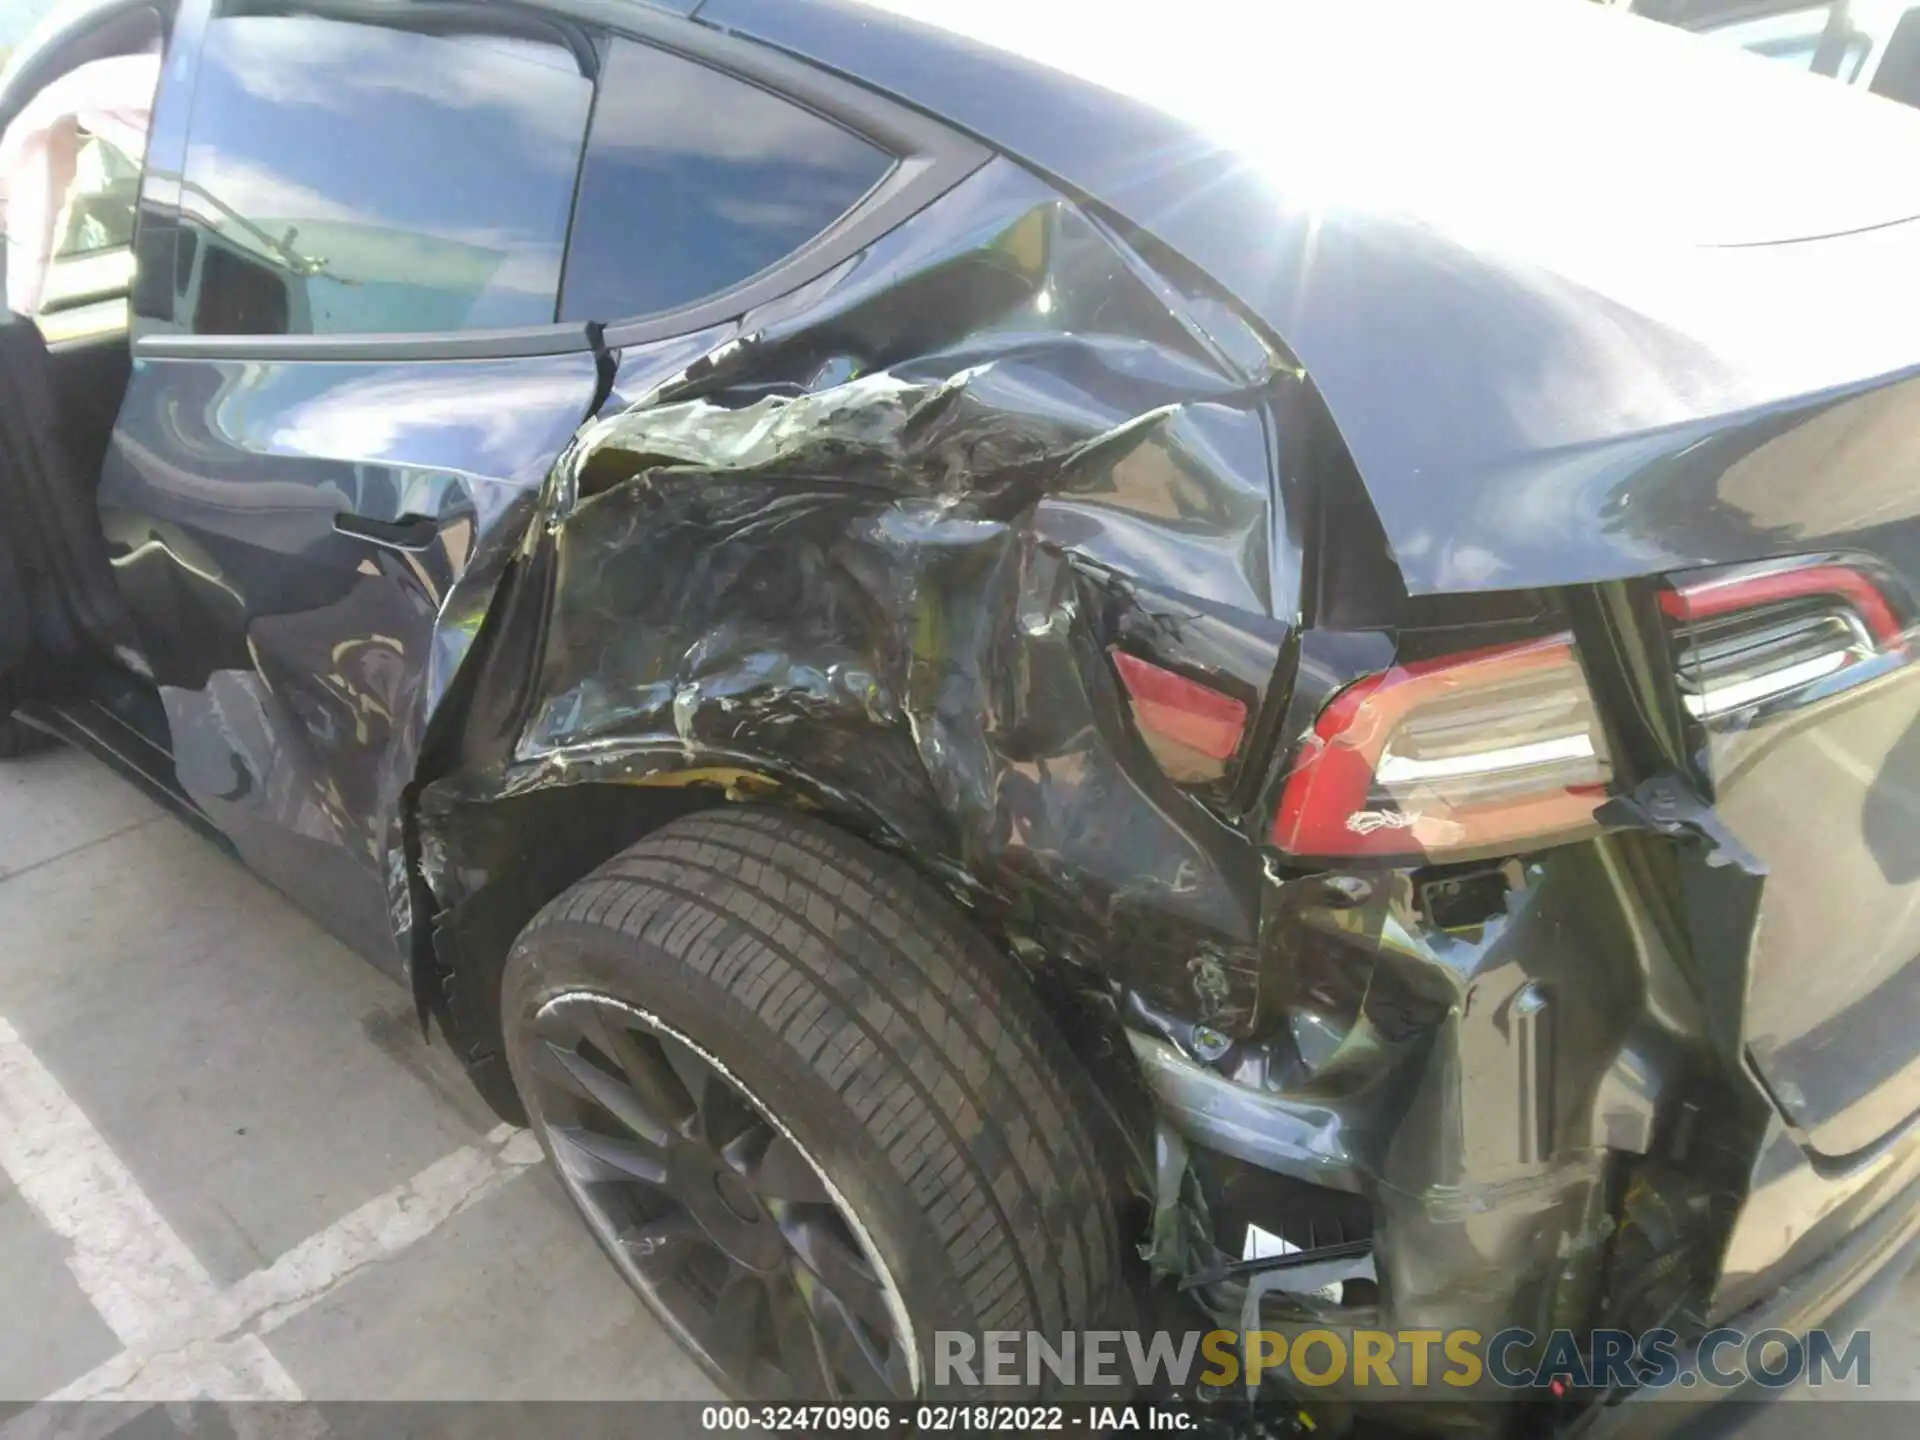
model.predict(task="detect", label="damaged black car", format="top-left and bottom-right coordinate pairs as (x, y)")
top-left (5, 0), bottom-right (1920, 1430)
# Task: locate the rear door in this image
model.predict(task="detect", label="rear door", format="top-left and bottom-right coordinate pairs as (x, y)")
top-left (97, 0), bottom-right (963, 975)
top-left (96, 0), bottom-right (605, 971)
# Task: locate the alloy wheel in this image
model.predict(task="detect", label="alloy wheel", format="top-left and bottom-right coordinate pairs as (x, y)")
top-left (521, 991), bottom-right (918, 1400)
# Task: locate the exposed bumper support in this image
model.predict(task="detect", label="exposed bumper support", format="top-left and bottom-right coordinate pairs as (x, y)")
top-left (1127, 1030), bottom-right (1365, 1194)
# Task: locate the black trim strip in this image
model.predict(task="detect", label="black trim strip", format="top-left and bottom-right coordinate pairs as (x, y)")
top-left (553, 28), bottom-right (613, 325)
top-left (134, 320), bottom-right (601, 362)
top-left (546, 0), bottom-right (979, 166)
top-left (17, 699), bottom-right (233, 851)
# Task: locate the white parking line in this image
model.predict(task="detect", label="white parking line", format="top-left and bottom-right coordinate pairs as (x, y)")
top-left (46, 1125), bottom-right (542, 1405)
top-left (0, 1015), bottom-right (543, 1438)
top-left (219, 1126), bottom-right (542, 1340)
top-left (0, 1017), bottom-right (304, 1401)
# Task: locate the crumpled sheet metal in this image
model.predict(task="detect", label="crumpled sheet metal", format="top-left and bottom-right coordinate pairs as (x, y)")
top-left (1141, 838), bottom-right (1734, 1421)
top-left (414, 162), bottom-right (1748, 1418)
top-left (436, 162), bottom-right (1291, 1030)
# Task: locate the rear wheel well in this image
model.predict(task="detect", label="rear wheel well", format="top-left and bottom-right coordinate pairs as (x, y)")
top-left (420, 779), bottom-right (728, 1121)
top-left (416, 775), bottom-right (1156, 1238)
top-left (419, 778), bottom-right (958, 1124)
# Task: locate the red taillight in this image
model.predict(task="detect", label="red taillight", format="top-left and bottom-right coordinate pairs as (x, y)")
top-left (1272, 635), bottom-right (1612, 860)
top-left (1661, 563), bottom-right (1903, 649)
top-left (1110, 648), bottom-right (1248, 784)
top-left (1664, 559), bottom-right (1909, 722)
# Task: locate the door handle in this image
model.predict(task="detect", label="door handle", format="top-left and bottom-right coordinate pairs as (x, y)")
top-left (333, 510), bottom-right (440, 551)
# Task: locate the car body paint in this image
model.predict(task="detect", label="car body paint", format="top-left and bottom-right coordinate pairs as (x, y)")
top-left (99, 348), bottom-right (601, 973)
top-left (708, 0), bottom-right (1920, 595)
top-left (401, 157), bottom-right (1729, 1423)
top-left (8, 0), bottom-right (1920, 1425)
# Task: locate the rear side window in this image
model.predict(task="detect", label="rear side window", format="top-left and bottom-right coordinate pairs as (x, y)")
top-left (559, 39), bottom-right (894, 324)
top-left (172, 4), bottom-right (591, 337)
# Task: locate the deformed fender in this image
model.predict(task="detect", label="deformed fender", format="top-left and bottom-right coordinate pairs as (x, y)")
top-left (418, 160), bottom-right (1304, 1036)
top-left (408, 159), bottom-right (1784, 1425)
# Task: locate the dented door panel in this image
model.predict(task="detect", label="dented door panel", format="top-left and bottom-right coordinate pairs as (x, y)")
top-left (99, 349), bottom-right (602, 972)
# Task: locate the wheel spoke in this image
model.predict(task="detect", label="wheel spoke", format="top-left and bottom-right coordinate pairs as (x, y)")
top-left (706, 1270), bottom-right (768, 1383)
top-left (766, 1264), bottom-right (837, 1398)
top-left (537, 1040), bottom-right (670, 1145)
top-left (699, 1067), bottom-right (761, 1153)
top-left (618, 1211), bottom-right (709, 1286)
top-left (548, 1124), bottom-right (669, 1187)
top-left (719, 1117), bottom-right (774, 1176)
top-left (750, 1134), bottom-right (832, 1204)
top-left (782, 1212), bottom-right (894, 1334)
top-left (578, 1008), bottom-right (698, 1137)
top-left (805, 1281), bottom-right (909, 1400)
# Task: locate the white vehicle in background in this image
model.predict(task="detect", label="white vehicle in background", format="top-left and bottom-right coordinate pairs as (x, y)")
top-left (1626, 0), bottom-right (1920, 105)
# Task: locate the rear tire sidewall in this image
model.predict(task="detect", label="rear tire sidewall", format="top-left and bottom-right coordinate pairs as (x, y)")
top-left (502, 920), bottom-right (988, 1400)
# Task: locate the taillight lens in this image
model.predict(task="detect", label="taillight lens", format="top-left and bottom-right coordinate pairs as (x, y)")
top-left (1272, 636), bottom-right (1612, 859)
top-left (1661, 562), bottom-right (1903, 648)
top-left (1111, 648), bottom-right (1249, 784)
top-left (1663, 561), bottom-right (1908, 722)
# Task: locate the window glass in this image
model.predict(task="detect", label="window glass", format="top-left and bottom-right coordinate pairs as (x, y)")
top-left (560, 39), bottom-right (894, 323)
top-left (175, 6), bottom-right (591, 336)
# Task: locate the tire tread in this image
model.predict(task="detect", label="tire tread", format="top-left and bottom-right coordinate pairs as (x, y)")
top-left (518, 808), bottom-right (1117, 1352)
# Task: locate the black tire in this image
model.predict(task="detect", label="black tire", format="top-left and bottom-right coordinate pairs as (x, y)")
top-left (0, 715), bottom-right (59, 758)
top-left (502, 807), bottom-right (1121, 1400)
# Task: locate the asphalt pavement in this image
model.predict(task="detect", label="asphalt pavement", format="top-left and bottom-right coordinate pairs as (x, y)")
top-left (1, 743), bottom-right (1918, 1434)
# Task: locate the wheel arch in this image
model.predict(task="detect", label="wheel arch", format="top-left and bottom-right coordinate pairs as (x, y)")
top-left (412, 757), bottom-right (906, 1125)
top-left (410, 739), bottom-right (1155, 1212)
top-left (395, 519), bottom-right (990, 1124)
top-left (400, 565), bottom-right (1159, 1187)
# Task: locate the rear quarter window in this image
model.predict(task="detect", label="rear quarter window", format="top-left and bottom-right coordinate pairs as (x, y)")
top-left (559, 38), bottom-right (895, 324)
top-left (172, 4), bottom-right (592, 337)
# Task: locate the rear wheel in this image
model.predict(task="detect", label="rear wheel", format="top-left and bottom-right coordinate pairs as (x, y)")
top-left (501, 807), bottom-right (1119, 1400)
